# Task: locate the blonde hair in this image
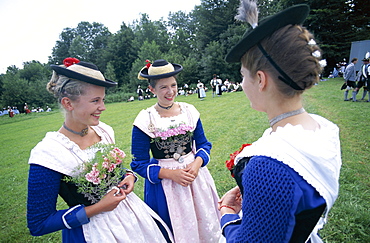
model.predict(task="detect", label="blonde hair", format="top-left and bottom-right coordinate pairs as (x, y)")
top-left (241, 25), bottom-right (322, 97)
top-left (46, 70), bottom-right (92, 104)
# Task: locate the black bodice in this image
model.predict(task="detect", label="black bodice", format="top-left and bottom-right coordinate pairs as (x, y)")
top-left (59, 177), bottom-right (93, 207)
top-left (150, 134), bottom-right (192, 159)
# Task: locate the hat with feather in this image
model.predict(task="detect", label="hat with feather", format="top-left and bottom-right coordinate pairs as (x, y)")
top-left (51, 57), bottom-right (117, 87)
top-left (362, 52), bottom-right (370, 62)
top-left (138, 59), bottom-right (183, 80)
top-left (225, 1), bottom-right (310, 90)
top-left (226, 1), bottom-right (310, 63)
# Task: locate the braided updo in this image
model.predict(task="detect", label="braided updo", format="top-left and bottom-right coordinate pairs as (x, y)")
top-left (241, 24), bottom-right (322, 97)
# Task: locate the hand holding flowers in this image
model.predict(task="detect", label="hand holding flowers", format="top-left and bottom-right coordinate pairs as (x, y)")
top-left (64, 144), bottom-right (132, 204)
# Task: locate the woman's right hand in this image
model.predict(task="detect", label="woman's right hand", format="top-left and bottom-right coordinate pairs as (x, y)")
top-left (172, 168), bottom-right (196, 187)
top-left (160, 168), bottom-right (195, 187)
top-left (85, 188), bottom-right (126, 218)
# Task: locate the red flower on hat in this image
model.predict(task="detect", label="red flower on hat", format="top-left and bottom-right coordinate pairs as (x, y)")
top-left (225, 143), bottom-right (251, 177)
top-left (145, 59), bottom-right (151, 68)
top-left (63, 57), bottom-right (80, 67)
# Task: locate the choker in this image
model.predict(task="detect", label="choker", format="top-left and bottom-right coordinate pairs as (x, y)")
top-left (157, 102), bottom-right (174, 110)
top-left (269, 108), bottom-right (306, 127)
top-left (63, 122), bottom-right (89, 137)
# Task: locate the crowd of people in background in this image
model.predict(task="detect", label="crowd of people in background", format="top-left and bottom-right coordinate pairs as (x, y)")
top-left (341, 55), bottom-right (370, 102)
top-left (128, 75), bottom-right (243, 102)
top-left (328, 58), bottom-right (347, 78)
top-left (0, 103), bottom-right (52, 117)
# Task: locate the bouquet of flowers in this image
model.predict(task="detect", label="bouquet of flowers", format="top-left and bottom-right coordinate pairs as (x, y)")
top-left (225, 143), bottom-right (252, 177)
top-left (64, 144), bottom-right (131, 204)
top-left (152, 123), bottom-right (193, 141)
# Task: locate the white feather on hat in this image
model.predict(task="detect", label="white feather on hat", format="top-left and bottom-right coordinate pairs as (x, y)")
top-left (235, 0), bottom-right (259, 29)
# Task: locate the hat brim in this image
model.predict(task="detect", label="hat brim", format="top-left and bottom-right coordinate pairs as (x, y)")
top-left (140, 63), bottom-right (183, 79)
top-left (50, 64), bottom-right (117, 87)
top-left (225, 4), bottom-right (310, 63)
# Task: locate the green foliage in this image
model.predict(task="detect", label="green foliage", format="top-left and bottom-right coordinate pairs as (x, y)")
top-left (201, 40), bottom-right (227, 79)
top-left (0, 61), bottom-right (54, 110)
top-left (2, 0), bottom-right (369, 119)
top-left (104, 23), bottom-right (137, 86)
top-left (132, 14), bottom-right (170, 54)
top-left (49, 21), bottom-right (112, 67)
top-left (105, 91), bottom-right (136, 103)
top-left (128, 40), bottom-right (164, 90)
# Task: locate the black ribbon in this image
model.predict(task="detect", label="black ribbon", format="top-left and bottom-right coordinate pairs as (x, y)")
top-left (257, 43), bottom-right (304, 90)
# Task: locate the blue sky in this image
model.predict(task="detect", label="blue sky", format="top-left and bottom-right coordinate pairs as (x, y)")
top-left (0, 0), bottom-right (200, 74)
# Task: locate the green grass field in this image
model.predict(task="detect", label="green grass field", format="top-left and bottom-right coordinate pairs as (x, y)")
top-left (0, 78), bottom-right (369, 242)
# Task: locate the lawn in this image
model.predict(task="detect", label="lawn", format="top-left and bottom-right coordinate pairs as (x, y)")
top-left (0, 77), bottom-right (369, 242)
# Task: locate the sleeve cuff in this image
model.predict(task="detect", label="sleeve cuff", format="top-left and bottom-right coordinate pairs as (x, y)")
top-left (125, 169), bottom-right (138, 182)
top-left (220, 214), bottom-right (241, 235)
top-left (195, 148), bottom-right (210, 166)
top-left (62, 205), bottom-right (89, 229)
top-left (147, 163), bottom-right (162, 184)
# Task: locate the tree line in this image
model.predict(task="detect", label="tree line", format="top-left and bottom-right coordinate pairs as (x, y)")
top-left (1, 0), bottom-right (369, 111)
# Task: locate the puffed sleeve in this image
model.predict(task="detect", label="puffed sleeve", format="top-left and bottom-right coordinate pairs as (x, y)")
top-left (193, 119), bottom-right (212, 166)
top-left (131, 126), bottom-right (162, 184)
top-left (27, 164), bottom-right (89, 236)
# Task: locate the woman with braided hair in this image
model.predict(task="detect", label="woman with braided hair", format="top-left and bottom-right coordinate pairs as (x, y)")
top-left (218, 2), bottom-right (341, 242)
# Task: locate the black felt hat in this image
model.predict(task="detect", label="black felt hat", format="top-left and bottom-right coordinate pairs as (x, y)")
top-left (51, 59), bottom-right (117, 87)
top-left (138, 59), bottom-right (183, 80)
top-left (226, 4), bottom-right (310, 63)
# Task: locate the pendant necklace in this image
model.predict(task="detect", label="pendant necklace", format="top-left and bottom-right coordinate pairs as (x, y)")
top-left (269, 108), bottom-right (306, 127)
top-left (157, 102), bottom-right (174, 110)
top-left (63, 122), bottom-right (89, 137)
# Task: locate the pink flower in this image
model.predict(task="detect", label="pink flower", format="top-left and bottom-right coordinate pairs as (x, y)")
top-left (108, 163), bottom-right (116, 172)
top-left (102, 161), bottom-right (109, 169)
top-left (85, 170), bottom-right (100, 184)
top-left (110, 150), bottom-right (117, 159)
top-left (154, 123), bottom-right (193, 140)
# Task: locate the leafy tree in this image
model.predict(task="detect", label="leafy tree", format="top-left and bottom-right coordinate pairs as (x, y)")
top-left (219, 24), bottom-right (248, 83)
top-left (4, 0), bottom-right (368, 105)
top-left (352, 0), bottom-right (370, 41)
top-left (192, 0), bottom-right (239, 50)
top-left (104, 23), bottom-right (137, 88)
top-left (201, 40), bottom-right (227, 80)
top-left (49, 22), bottom-right (111, 67)
top-left (128, 40), bottom-right (164, 92)
top-left (49, 27), bottom-right (75, 65)
top-left (0, 62), bottom-right (54, 111)
top-left (132, 14), bottom-right (171, 54)
top-left (104, 62), bottom-right (119, 94)
top-left (68, 36), bottom-right (88, 60)
top-left (180, 55), bottom-right (202, 86)
top-left (167, 11), bottom-right (196, 58)
top-left (276, 0), bottom-right (370, 75)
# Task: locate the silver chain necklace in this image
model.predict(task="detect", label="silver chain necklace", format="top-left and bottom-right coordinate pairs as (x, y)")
top-left (269, 108), bottom-right (306, 127)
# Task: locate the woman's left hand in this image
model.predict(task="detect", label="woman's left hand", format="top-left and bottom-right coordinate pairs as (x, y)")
top-left (218, 186), bottom-right (242, 215)
top-left (186, 157), bottom-right (203, 178)
top-left (117, 174), bottom-right (135, 195)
